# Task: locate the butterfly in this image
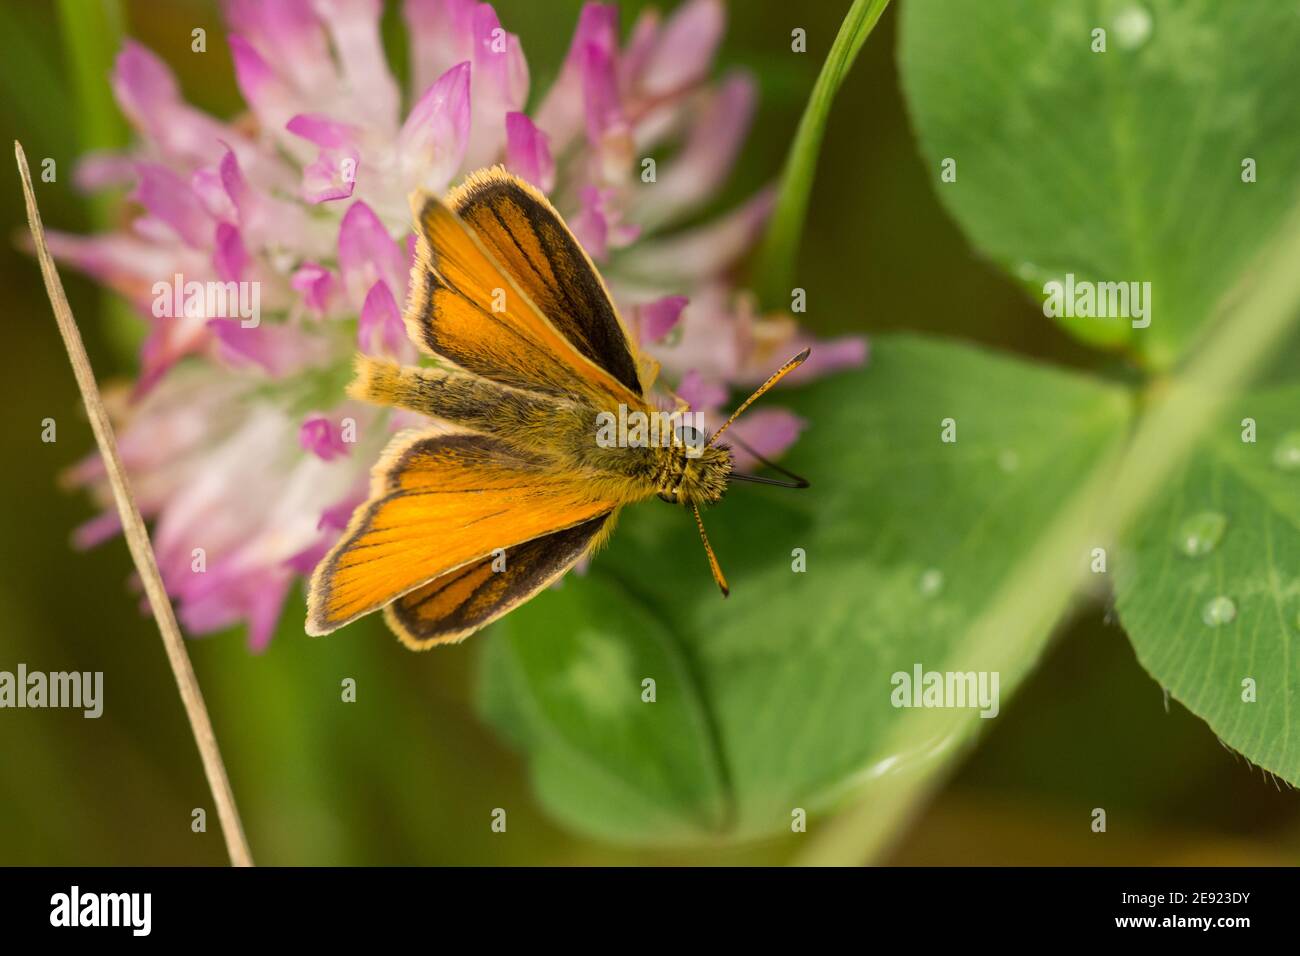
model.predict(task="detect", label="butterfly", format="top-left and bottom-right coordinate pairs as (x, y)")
top-left (306, 167), bottom-right (808, 649)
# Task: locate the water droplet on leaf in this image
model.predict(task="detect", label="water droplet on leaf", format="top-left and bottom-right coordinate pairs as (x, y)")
top-left (1272, 431), bottom-right (1300, 471)
top-left (1113, 4), bottom-right (1153, 49)
top-left (918, 568), bottom-right (944, 598)
top-left (997, 449), bottom-right (1020, 473)
top-left (1175, 511), bottom-right (1227, 557)
top-left (1202, 595), bottom-right (1237, 627)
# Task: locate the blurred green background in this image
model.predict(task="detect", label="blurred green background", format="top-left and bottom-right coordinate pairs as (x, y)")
top-left (1, 0), bottom-right (1295, 865)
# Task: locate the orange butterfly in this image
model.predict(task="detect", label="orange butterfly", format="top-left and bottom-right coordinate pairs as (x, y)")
top-left (307, 167), bottom-right (808, 648)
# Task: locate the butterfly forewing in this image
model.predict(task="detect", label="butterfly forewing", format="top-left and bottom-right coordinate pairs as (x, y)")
top-left (447, 169), bottom-right (643, 396)
top-left (406, 173), bottom-right (644, 406)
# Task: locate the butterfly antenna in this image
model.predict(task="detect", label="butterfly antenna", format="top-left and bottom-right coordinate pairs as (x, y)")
top-left (726, 430), bottom-right (810, 489)
top-left (692, 504), bottom-right (729, 597)
top-left (708, 347), bottom-right (810, 448)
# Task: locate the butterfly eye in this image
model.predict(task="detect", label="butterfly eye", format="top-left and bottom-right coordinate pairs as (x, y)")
top-left (674, 423), bottom-right (704, 447)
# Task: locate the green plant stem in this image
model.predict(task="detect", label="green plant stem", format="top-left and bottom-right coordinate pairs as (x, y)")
top-left (55, 0), bottom-right (141, 364)
top-left (55, 0), bottom-right (127, 211)
top-left (753, 0), bottom-right (892, 307)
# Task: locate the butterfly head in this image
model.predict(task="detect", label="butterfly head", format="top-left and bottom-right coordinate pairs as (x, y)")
top-left (654, 441), bottom-right (732, 506)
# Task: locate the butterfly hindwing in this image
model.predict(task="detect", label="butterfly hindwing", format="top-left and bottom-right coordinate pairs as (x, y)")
top-left (306, 430), bottom-right (616, 635)
top-left (384, 510), bottom-right (617, 648)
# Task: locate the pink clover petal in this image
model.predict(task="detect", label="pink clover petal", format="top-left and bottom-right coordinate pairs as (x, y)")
top-left (636, 295), bottom-right (688, 343)
top-left (504, 111), bottom-right (555, 191)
